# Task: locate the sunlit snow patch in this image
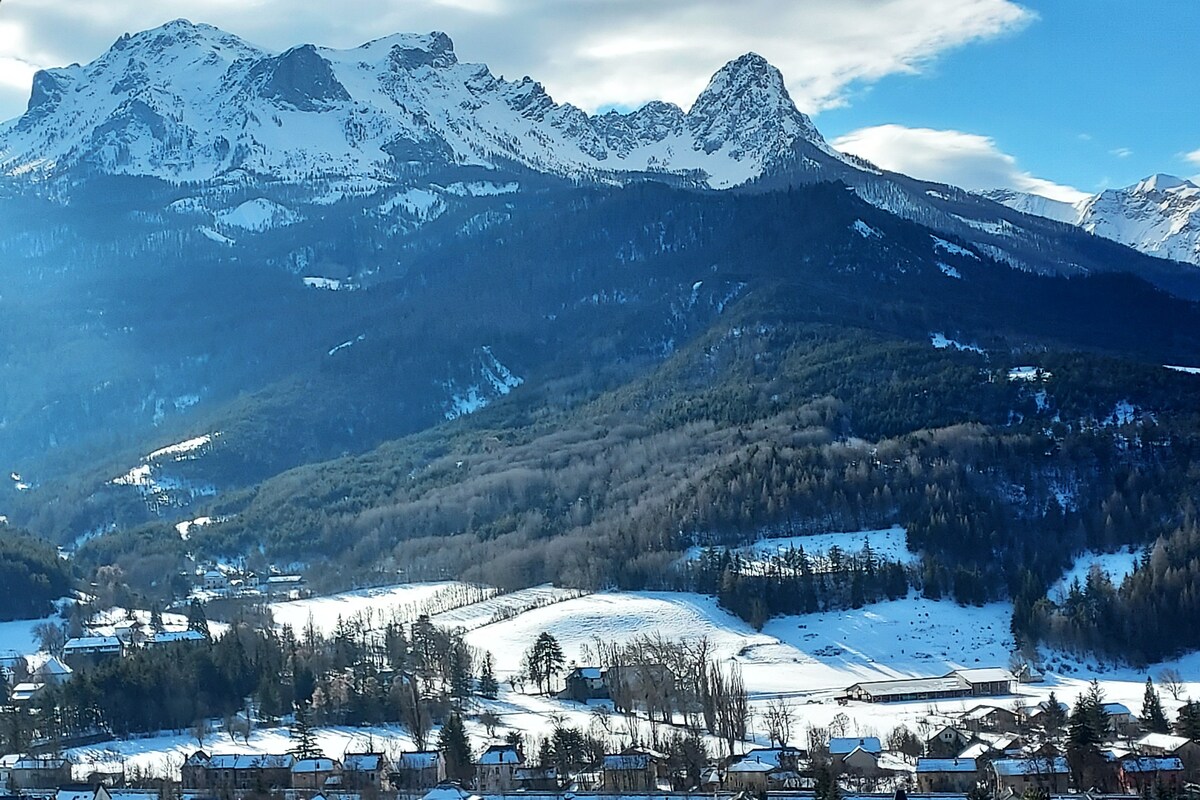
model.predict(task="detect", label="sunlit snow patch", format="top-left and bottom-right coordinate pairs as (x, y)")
top-left (218, 198), bottom-right (300, 231)
top-left (851, 219), bottom-right (882, 239)
top-left (443, 347), bottom-right (524, 420)
top-left (931, 235), bottom-right (980, 259)
top-left (937, 262), bottom-right (962, 279)
top-left (930, 332), bottom-right (984, 354)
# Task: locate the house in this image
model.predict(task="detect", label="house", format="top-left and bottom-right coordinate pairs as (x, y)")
top-left (10, 756), bottom-right (73, 789)
top-left (202, 570), bottom-right (228, 591)
top-left (843, 668), bottom-right (1015, 704)
top-left (926, 725), bottom-right (973, 757)
top-left (9, 682), bottom-right (47, 704)
top-left (512, 766), bottom-right (560, 791)
top-left (916, 758), bottom-right (979, 792)
top-left (292, 758), bottom-right (339, 790)
top-left (181, 751), bottom-right (210, 790)
top-left (990, 757), bottom-right (1070, 795)
top-left (1103, 702), bottom-right (1137, 736)
top-left (0, 754), bottom-right (19, 791)
top-left (474, 745), bottom-right (520, 792)
top-left (1119, 757), bottom-right (1185, 793)
top-left (829, 737), bottom-right (882, 759)
top-left (840, 746), bottom-right (881, 776)
top-left (1135, 733), bottom-right (1200, 778)
top-left (342, 753), bottom-right (388, 792)
top-left (146, 630), bottom-right (207, 648)
top-left (601, 748), bottom-right (669, 793)
top-left (559, 666), bottom-right (608, 702)
top-left (736, 747), bottom-right (804, 772)
top-left (62, 636), bottom-right (123, 670)
top-left (725, 758), bottom-right (775, 792)
top-left (390, 751), bottom-right (446, 792)
top-left (34, 655), bottom-right (73, 685)
top-left (195, 753), bottom-right (295, 792)
top-left (1027, 699), bottom-right (1069, 729)
top-left (265, 575), bottom-right (306, 599)
top-left (1015, 663), bottom-right (1045, 683)
top-left (961, 704), bottom-right (1020, 734)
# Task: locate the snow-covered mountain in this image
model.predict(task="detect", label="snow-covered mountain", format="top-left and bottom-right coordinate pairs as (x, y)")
top-left (987, 174), bottom-right (1200, 266)
top-left (0, 19), bottom-right (844, 189)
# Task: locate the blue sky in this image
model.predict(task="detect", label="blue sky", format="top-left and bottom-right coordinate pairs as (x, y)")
top-left (817, 0), bottom-right (1200, 197)
top-left (0, 0), bottom-right (1195, 198)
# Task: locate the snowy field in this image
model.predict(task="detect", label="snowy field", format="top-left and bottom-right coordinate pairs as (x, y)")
top-left (682, 526), bottom-right (914, 567)
top-left (0, 611), bottom-right (58, 656)
top-left (1049, 548), bottom-right (1142, 599)
top-left (269, 581), bottom-right (473, 636)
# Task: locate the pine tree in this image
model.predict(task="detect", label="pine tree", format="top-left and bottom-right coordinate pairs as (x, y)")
top-left (438, 713), bottom-right (473, 783)
top-left (1176, 700), bottom-right (1200, 739)
top-left (149, 604), bottom-right (165, 634)
top-left (289, 702), bottom-right (322, 759)
top-left (479, 652), bottom-right (499, 699)
top-left (1042, 691), bottom-right (1067, 735)
top-left (527, 632), bottom-right (564, 694)
top-left (1142, 676), bottom-right (1170, 733)
top-left (186, 599), bottom-right (211, 640)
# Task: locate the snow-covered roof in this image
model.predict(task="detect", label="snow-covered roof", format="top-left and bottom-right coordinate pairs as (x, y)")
top-left (953, 667), bottom-right (1016, 684)
top-left (568, 666), bottom-right (602, 679)
top-left (917, 758), bottom-right (978, 773)
top-left (14, 755), bottom-right (69, 769)
top-left (35, 655), bottom-right (73, 675)
top-left (992, 757), bottom-right (1069, 776)
top-left (63, 635), bottom-right (123, 652)
top-left (421, 784), bottom-right (480, 800)
top-left (958, 743), bottom-right (992, 760)
top-left (476, 746), bottom-right (520, 766)
top-left (830, 737), bottom-right (881, 756)
top-left (603, 754), bottom-right (650, 771)
top-left (148, 630), bottom-right (207, 644)
top-left (737, 747), bottom-right (802, 768)
top-left (727, 759), bottom-right (776, 773)
top-left (1123, 757), bottom-right (1184, 773)
top-left (207, 754), bottom-right (294, 770)
top-left (1102, 702), bottom-right (1132, 715)
top-left (293, 758), bottom-right (337, 773)
top-left (395, 752), bottom-right (441, 770)
top-left (343, 753), bottom-right (383, 771)
top-left (963, 704), bottom-right (1012, 720)
top-left (55, 790), bottom-right (92, 800)
top-left (1137, 733), bottom-right (1192, 752)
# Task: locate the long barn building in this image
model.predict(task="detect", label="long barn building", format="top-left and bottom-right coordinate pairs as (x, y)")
top-left (844, 668), bottom-right (1015, 704)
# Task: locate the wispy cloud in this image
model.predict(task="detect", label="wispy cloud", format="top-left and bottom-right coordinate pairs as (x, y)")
top-left (1110, 147), bottom-right (1132, 159)
top-left (831, 124), bottom-right (1089, 203)
top-left (0, 0), bottom-right (1033, 121)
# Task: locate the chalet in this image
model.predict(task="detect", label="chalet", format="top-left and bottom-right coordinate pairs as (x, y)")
top-left (62, 636), bottom-right (123, 669)
top-left (844, 668), bottom-right (1015, 704)
top-left (559, 666), bottom-right (608, 702)
top-left (990, 757), bottom-right (1070, 795)
top-left (475, 745), bottom-right (520, 792)
top-left (840, 746), bottom-right (881, 776)
top-left (10, 756), bottom-right (73, 789)
top-left (291, 758), bottom-right (339, 790)
top-left (512, 766), bottom-right (560, 791)
top-left (961, 704), bottom-right (1020, 733)
top-left (601, 748), bottom-right (669, 793)
top-left (342, 753), bottom-right (388, 792)
top-left (916, 758), bottom-right (979, 792)
top-left (390, 751), bottom-right (445, 791)
top-left (926, 725), bottom-right (973, 757)
top-left (1119, 757), bottom-right (1185, 793)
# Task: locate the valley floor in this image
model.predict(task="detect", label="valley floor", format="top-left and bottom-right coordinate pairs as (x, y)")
top-left (50, 577), bottom-right (1200, 782)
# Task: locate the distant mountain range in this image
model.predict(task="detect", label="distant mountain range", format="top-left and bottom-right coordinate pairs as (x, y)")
top-left (2, 21), bottom-right (1200, 604)
top-left (987, 174), bottom-right (1200, 266)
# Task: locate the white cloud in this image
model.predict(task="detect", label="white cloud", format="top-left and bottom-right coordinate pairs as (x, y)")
top-left (1186, 149), bottom-right (1200, 167)
top-left (0, 0), bottom-right (1032, 121)
top-left (1110, 147), bottom-right (1132, 159)
top-left (831, 124), bottom-right (1089, 203)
